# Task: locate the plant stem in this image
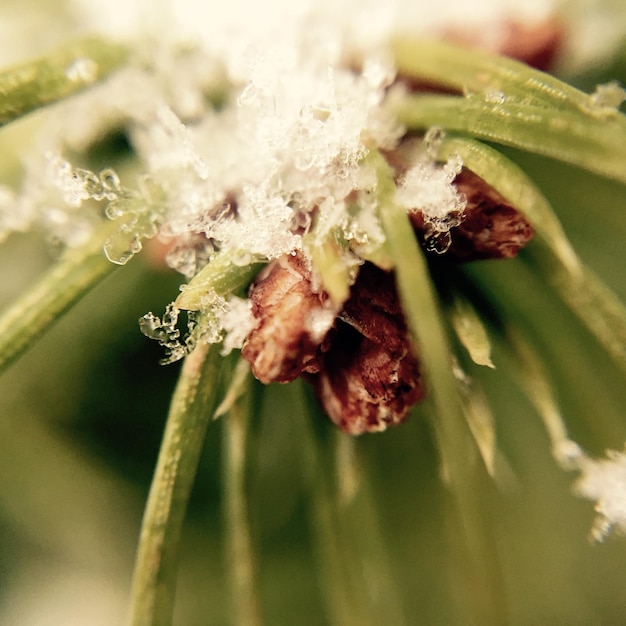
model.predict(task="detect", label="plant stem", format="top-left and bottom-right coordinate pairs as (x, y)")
top-left (395, 94), bottom-right (626, 184)
top-left (295, 384), bottom-right (369, 626)
top-left (435, 135), bottom-right (579, 270)
top-left (391, 37), bottom-right (589, 110)
top-left (222, 364), bottom-right (262, 626)
top-left (331, 432), bottom-right (409, 626)
top-left (175, 251), bottom-right (264, 311)
top-left (370, 149), bottom-right (507, 625)
top-left (0, 37), bottom-right (127, 127)
top-left (0, 230), bottom-right (119, 374)
top-left (304, 229), bottom-right (352, 307)
top-left (437, 136), bottom-right (626, 375)
top-left (504, 327), bottom-right (577, 467)
top-left (128, 343), bottom-right (222, 626)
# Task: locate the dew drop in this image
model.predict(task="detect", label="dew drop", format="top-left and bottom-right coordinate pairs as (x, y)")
top-left (424, 229), bottom-right (452, 255)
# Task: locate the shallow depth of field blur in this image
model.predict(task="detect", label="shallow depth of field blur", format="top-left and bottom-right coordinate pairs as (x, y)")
top-left (1, 1), bottom-right (626, 625)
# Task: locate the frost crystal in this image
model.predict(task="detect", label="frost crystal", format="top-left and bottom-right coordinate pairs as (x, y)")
top-left (575, 446), bottom-right (626, 542)
top-left (117, 4), bottom-right (403, 271)
top-left (218, 296), bottom-right (257, 356)
top-left (139, 300), bottom-right (226, 364)
top-left (133, 105), bottom-right (209, 180)
top-left (139, 304), bottom-right (188, 364)
top-left (2, 0), bottom-right (557, 362)
top-left (6, 151), bottom-right (127, 248)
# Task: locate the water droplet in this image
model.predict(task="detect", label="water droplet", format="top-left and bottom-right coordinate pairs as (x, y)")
top-left (424, 229), bottom-right (452, 254)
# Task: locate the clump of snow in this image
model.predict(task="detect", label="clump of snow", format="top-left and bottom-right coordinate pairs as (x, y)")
top-left (575, 446), bottom-right (626, 542)
top-left (4, 151), bottom-right (124, 248)
top-left (218, 296), bottom-right (257, 355)
top-left (2, 0), bottom-right (564, 257)
top-left (395, 130), bottom-right (466, 254)
top-left (132, 104), bottom-right (209, 180)
top-left (396, 154), bottom-right (465, 228)
top-left (586, 81), bottom-right (626, 117)
top-left (119, 2), bottom-right (404, 269)
top-left (1, 0), bottom-right (572, 360)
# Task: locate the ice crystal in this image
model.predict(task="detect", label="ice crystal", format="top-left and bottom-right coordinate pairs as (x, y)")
top-left (139, 303), bottom-right (187, 365)
top-left (47, 154), bottom-right (124, 208)
top-left (133, 105), bottom-right (209, 180)
top-left (138, 302), bottom-right (221, 364)
top-left (102, 176), bottom-right (165, 265)
top-left (165, 233), bottom-right (216, 280)
top-left (395, 136), bottom-right (466, 254)
top-left (5, 152), bottom-right (120, 248)
top-left (218, 296), bottom-right (257, 356)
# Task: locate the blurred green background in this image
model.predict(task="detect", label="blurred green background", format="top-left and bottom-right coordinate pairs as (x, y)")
top-left (1, 3), bottom-right (626, 625)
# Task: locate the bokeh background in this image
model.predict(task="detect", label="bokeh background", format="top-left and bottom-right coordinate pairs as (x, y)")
top-left (1, 1), bottom-right (626, 624)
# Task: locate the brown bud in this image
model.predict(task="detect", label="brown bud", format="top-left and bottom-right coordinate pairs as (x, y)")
top-left (307, 263), bottom-right (425, 435)
top-left (410, 167), bottom-right (534, 261)
top-left (241, 257), bottom-right (425, 434)
top-left (241, 252), bottom-right (332, 384)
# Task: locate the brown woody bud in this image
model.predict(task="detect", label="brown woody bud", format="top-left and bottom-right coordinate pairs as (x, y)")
top-left (410, 167), bottom-right (534, 261)
top-left (241, 252), bottom-right (333, 384)
top-left (307, 263), bottom-right (425, 435)
top-left (241, 257), bottom-right (425, 434)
